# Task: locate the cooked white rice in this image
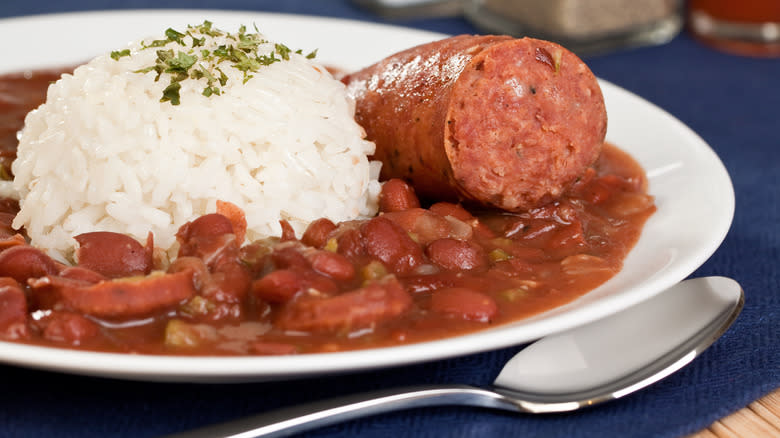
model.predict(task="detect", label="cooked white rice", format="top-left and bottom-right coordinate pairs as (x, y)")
top-left (4, 23), bottom-right (381, 260)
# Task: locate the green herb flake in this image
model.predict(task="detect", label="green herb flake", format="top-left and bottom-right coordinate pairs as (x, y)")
top-left (110, 49), bottom-right (131, 60)
top-left (166, 51), bottom-right (197, 74)
top-left (193, 65), bottom-right (211, 81)
top-left (161, 82), bottom-right (182, 105)
top-left (155, 49), bottom-right (174, 64)
top-left (146, 38), bottom-right (171, 48)
top-left (133, 65), bottom-right (157, 75)
top-left (216, 67), bottom-right (228, 86)
top-left (202, 86), bottom-right (221, 97)
top-left (191, 36), bottom-right (206, 48)
top-left (213, 45), bottom-right (230, 58)
top-left (194, 20), bottom-right (222, 37)
top-left (165, 28), bottom-right (187, 45)
top-left (257, 52), bottom-right (279, 67)
top-left (275, 43), bottom-right (292, 60)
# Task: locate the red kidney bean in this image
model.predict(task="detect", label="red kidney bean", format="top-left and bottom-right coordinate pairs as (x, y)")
top-left (215, 254), bottom-right (252, 304)
top-left (429, 287), bottom-right (497, 322)
top-left (40, 311), bottom-right (100, 346)
top-left (0, 245), bottom-right (59, 283)
top-left (309, 251), bottom-right (355, 282)
top-left (0, 278), bottom-right (28, 340)
top-left (204, 261), bottom-right (252, 304)
top-left (301, 218), bottom-right (337, 248)
top-left (0, 199), bottom-right (18, 214)
top-left (271, 244), bottom-right (310, 270)
top-left (178, 213), bottom-right (234, 242)
top-left (203, 235), bottom-right (241, 267)
top-left (606, 192), bottom-right (656, 218)
top-left (336, 228), bottom-right (366, 261)
top-left (275, 277), bottom-right (412, 332)
top-left (75, 231), bottom-right (152, 278)
top-left (382, 209), bottom-right (450, 244)
top-left (298, 269), bottom-right (340, 296)
top-left (0, 212), bottom-right (25, 250)
top-left (378, 178), bottom-right (421, 212)
top-left (429, 202), bottom-right (497, 239)
top-left (361, 216), bottom-right (424, 275)
top-left (0, 234), bottom-right (26, 251)
top-left (170, 255), bottom-right (250, 308)
top-left (182, 235), bottom-right (236, 264)
top-left (252, 267), bottom-right (339, 305)
top-left (177, 214), bottom-right (238, 268)
top-left (425, 238), bottom-right (489, 272)
top-left (251, 269), bottom-right (302, 304)
top-left (0, 212), bottom-right (15, 230)
top-left (428, 202), bottom-right (472, 222)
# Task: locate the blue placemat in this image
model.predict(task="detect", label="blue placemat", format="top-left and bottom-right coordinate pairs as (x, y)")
top-left (0, 2), bottom-right (778, 437)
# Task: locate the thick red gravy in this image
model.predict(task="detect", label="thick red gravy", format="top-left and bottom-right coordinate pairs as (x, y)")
top-left (0, 68), bottom-right (655, 356)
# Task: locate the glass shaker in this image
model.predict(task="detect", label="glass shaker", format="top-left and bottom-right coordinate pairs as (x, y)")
top-left (463, 0), bottom-right (684, 56)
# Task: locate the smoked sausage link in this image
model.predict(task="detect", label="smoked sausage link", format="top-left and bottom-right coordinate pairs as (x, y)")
top-left (343, 35), bottom-right (607, 212)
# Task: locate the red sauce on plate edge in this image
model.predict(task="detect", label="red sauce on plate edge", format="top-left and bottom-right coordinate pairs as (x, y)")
top-left (0, 68), bottom-right (655, 356)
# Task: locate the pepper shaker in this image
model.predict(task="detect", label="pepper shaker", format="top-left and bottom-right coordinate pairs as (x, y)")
top-left (463, 0), bottom-right (684, 55)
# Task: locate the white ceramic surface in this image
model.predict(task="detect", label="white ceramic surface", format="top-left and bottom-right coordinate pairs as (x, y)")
top-left (0, 10), bottom-right (734, 382)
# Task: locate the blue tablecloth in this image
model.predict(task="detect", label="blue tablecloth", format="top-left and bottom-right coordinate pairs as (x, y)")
top-left (1, 2), bottom-right (778, 437)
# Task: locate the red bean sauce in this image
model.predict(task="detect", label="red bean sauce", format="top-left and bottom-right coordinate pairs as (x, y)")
top-left (0, 68), bottom-right (655, 355)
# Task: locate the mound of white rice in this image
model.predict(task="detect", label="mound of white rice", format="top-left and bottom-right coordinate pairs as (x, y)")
top-left (6, 22), bottom-right (381, 260)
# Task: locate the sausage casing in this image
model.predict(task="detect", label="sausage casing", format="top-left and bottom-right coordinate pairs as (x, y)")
top-left (343, 35), bottom-right (607, 211)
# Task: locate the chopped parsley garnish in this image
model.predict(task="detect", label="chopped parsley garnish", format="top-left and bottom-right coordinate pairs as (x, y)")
top-left (113, 21), bottom-right (318, 105)
top-left (161, 82), bottom-right (182, 105)
top-left (110, 49), bottom-right (131, 60)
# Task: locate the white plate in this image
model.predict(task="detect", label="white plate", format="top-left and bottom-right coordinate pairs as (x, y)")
top-left (0, 10), bottom-right (734, 382)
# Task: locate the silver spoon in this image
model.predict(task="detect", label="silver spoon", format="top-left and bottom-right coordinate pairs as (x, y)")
top-left (163, 276), bottom-right (743, 438)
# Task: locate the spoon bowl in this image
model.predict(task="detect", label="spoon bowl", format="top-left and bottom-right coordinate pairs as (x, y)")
top-left (163, 276), bottom-right (744, 437)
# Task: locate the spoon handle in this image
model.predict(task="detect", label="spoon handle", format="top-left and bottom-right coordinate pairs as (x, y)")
top-left (161, 384), bottom-right (519, 438)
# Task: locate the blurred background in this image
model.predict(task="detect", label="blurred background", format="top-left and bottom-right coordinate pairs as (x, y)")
top-left (3, 0), bottom-right (779, 58)
top-left (350, 0), bottom-right (779, 57)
